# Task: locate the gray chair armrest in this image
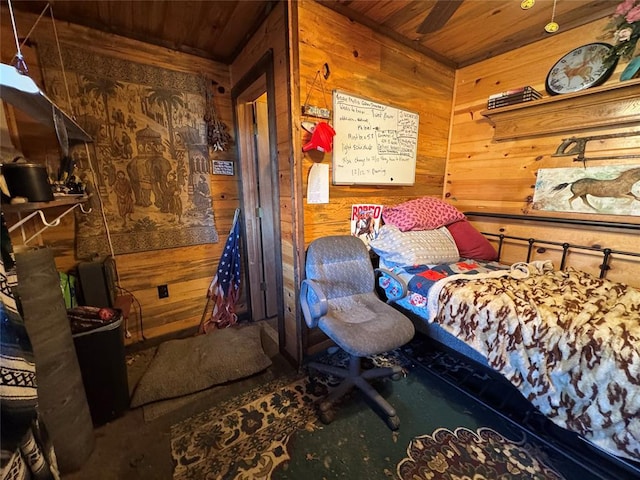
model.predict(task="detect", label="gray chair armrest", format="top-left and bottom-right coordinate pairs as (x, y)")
top-left (375, 268), bottom-right (408, 303)
top-left (300, 279), bottom-right (328, 328)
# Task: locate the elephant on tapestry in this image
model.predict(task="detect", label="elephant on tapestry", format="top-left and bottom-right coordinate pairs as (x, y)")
top-left (126, 154), bottom-right (173, 211)
top-left (150, 155), bottom-right (173, 213)
top-left (126, 156), bottom-right (152, 207)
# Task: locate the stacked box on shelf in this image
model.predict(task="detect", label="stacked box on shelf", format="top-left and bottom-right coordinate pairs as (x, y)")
top-left (487, 86), bottom-right (542, 109)
top-left (487, 93), bottom-right (542, 109)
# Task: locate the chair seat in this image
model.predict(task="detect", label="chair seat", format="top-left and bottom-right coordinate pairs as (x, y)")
top-left (319, 292), bottom-right (414, 357)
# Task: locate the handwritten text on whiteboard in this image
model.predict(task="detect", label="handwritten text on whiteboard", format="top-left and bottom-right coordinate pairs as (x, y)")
top-left (332, 91), bottom-right (418, 185)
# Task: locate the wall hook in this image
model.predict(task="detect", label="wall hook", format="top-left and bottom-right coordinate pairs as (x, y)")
top-left (8, 199), bottom-right (92, 245)
top-left (322, 63), bottom-right (330, 80)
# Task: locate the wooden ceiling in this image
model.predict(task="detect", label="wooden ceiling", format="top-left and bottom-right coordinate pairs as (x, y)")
top-left (9, 0), bottom-right (281, 63)
top-left (9, 0), bottom-right (618, 67)
top-left (322, 0), bottom-right (618, 67)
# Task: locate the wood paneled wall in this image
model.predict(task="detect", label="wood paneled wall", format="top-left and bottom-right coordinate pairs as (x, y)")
top-left (295, 1), bottom-right (455, 354)
top-left (4, 5), bottom-right (638, 356)
top-left (449, 18), bottom-right (640, 288)
top-left (1, 9), bottom-right (242, 344)
top-left (226, 0), bottom-right (456, 360)
top-left (230, 2), bottom-right (301, 361)
top-left (297, 0), bottom-right (455, 243)
top-left (229, 0), bottom-right (456, 361)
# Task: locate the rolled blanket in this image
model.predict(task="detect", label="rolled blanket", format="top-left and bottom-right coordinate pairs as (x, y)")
top-left (15, 247), bottom-right (95, 474)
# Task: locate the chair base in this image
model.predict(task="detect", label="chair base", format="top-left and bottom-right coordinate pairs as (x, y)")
top-left (308, 354), bottom-right (403, 430)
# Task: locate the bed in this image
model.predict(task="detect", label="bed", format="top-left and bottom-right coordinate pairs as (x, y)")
top-left (369, 198), bottom-right (640, 467)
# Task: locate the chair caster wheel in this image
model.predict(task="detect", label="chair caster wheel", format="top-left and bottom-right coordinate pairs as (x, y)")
top-left (391, 372), bottom-right (403, 381)
top-left (319, 409), bottom-right (335, 425)
top-left (386, 415), bottom-right (400, 430)
top-left (362, 358), bottom-right (375, 370)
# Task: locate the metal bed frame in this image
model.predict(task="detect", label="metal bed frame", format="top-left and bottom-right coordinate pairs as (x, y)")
top-left (397, 212), bottom-right (640, 479)
top-left (466, 211), bottom-right (640, 280)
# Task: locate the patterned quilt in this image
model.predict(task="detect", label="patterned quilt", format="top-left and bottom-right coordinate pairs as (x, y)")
top-left (378, 259), bottom-right (506, 319)
top-left (428, 261), bottom-right (640, 461)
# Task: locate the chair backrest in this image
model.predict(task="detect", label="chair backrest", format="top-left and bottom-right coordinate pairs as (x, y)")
top-left (304, 236), bottom-right (374, 300)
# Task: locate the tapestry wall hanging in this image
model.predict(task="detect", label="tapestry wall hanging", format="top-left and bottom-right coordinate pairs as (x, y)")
top-left (533, 165), bottom-right (640, 216)
top-left (38, 43), bottom-right (219, 257)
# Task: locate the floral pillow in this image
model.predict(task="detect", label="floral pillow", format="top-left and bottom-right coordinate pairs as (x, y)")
top-left (382, 196), bottom-right (465, 232)
top-left (445, 219), bottom-right (498, 261)
top-left (369, 225), bottom-right (460, 267)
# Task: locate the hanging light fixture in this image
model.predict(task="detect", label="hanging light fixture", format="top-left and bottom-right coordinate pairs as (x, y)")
top-left (520, 0), bottom-right (560, 33)
top-left (0, 1), bottom-right (92, 143)
top-left (520, 0), bottom-right (535, 10)
top-left (545, 0), bottom-right (560, 33)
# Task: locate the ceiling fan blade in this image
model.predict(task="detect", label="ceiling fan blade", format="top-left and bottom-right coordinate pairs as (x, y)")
top-left (416, 0), bottom-right (464, 34)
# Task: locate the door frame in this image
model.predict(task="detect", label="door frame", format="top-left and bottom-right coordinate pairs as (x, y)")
top-left (231, 50), bottom-right (285, 347)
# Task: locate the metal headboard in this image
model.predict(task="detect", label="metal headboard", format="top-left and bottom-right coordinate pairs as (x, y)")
top-left (465, 212), bottom-right (640, 280)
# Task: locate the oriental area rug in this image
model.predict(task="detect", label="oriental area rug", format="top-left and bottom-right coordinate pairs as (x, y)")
top-left (170, 342), bottom-right (628, 480)
top-left (37, 42), bottom-right (220, 256)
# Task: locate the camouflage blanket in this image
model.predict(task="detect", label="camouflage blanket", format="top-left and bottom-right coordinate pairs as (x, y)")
top-left (428, 261), bottom-right (640, 461)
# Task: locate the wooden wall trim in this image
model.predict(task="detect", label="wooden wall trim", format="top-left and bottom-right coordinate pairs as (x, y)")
top-left (287, 0), bottom-right (306, 365)
top-left (231, 1), bottom-right (299, 364)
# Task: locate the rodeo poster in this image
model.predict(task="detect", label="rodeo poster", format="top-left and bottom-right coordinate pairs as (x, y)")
top-left (351, 204), bottom-right (383, 248)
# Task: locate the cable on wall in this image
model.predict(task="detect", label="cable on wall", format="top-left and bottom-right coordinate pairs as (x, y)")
top-left (6, 0), bottom-right (28, 73)
top-left (82, 142), bottom-right (143, 340)
top-left (49, 6), bottom-right (74, 115)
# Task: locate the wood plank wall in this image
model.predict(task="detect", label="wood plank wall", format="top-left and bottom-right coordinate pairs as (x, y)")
top-left (449, 18), bottom-right (640, 287)
top-left (1, 9), bottom-right (242, 344)
top-left (230, 0), bottom-right (457, 361)
top-left (295, 0), bottom-right (455, 354)
top-left (5, 4), bottom-right (638, 357)
top-left (230, 2), bottom-right (301, 361)
top-left (297, 0), bottom-right (455, 243)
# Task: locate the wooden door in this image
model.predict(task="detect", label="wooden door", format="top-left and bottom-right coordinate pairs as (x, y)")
top-left (235, 77), bottom-right (280, 322)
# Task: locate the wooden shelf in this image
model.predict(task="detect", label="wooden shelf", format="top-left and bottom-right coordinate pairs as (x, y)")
top-left (3, 195), bottom-right (90, 244)
top-left (481, 79), bottom-right (640, 141)
top-left (1, 195), bottom-right (89, 213)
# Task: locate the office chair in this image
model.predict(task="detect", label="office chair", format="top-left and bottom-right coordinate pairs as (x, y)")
top-left (300, 235), bottom-right (415, 429)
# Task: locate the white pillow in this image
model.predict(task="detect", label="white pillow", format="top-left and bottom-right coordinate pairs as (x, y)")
top-left (369, 224), bottom-right (459, 266)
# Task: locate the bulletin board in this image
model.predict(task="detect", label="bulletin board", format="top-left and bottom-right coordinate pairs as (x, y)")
top-left (332, 90), bottom-right (419, 185)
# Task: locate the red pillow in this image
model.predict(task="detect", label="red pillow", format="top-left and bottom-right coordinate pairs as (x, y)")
top-left (382, 197), bottom-right (465, 232)
top-left (445, 220), bottom-right (498, 261)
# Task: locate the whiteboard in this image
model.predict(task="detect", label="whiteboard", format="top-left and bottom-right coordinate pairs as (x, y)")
top-left (332, 90), bottom-right (418, 185)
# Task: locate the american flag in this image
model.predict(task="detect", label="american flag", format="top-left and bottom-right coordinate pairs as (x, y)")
top-left (201, 209), bottom-right (241, 332)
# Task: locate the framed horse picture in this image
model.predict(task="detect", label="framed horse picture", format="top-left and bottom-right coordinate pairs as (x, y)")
top-left (533, 165), bottom-right (640, 216)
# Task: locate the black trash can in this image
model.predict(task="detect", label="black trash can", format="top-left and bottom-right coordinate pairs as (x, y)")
top-left (68, 307), bottom-right (130, 426)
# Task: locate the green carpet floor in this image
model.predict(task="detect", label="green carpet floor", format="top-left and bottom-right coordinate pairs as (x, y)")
top-left (171, 338), bottom-right (640, 479)
top-left (273, 358), bottom-right (566, 479)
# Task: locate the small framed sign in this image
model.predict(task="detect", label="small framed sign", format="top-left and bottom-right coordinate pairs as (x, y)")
top-left (212, 160), bottom-right (234, 176)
